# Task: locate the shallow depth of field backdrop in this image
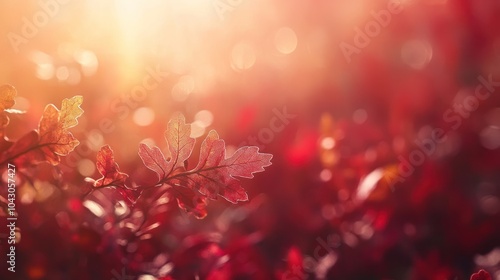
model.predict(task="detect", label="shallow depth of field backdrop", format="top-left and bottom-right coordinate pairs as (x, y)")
top-left (1, 0), bottom-right (500, 279)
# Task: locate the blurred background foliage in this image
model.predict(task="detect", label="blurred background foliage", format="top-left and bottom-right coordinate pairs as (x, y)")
top-left (1, 0), bottom-right (500, 279)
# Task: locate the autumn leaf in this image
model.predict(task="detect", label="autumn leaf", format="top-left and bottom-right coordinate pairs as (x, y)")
top-left (138, 143), bottom-right (171, 181)
top-left (116, 187), bottom-right (143, 207)
top-left (38, 96), bottom-right (83, 165)
top-left (170, 130), bottom-right (265, 203)
top-left (88, 145), bottom-right (142, 206)
top-left (93, 145), bottom-right (129, 188)
top-left (0, 95), bottom-right (83, 167)
top-left (185, 130), bottom-right (272, 203)
top-left (164, 113), bottom-right (196, 174)
top-left (2, 131), bottom-right (41, 167)
top-left (221, 145), bottom-right (273, 178)
top-left (170, 184), bottom-right (208, 219)
top-left (0, 84), bottom-right (16, 111)
top-left (138, 114), bottom-right (272, 215)
top-left (0, 85), bottom-right (17, 142)
top-left (471, 270), bottom-right (492, 280)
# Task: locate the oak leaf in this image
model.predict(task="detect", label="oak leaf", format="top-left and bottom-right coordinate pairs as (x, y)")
top-left (1, 95), bottom-right (83, 167)
top-left (0, 84), bottom-right (16, 111)
top-left (138, 114), bottom-right (272, 216)
top-left (38, 96), bottom-right (83, 165)
top-left (93, 145), bottom-right (128, 188)
top-left (88, 145), bottom-right (143, 206)
top-left (0, 85), bottom-right (17, 146)
top-left (170, 184), bottom-right (208, 219)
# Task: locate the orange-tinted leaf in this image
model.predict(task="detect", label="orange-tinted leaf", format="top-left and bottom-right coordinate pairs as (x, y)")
top-left (59, 95), bottom-right (84, 129)
top-left (3, 131), bottom-right (42, 166)
top-left (94, 145), bottom-right (129, 188)
top-left (0, 85), bottom-right (17, 139)
top-left (37, 96), bottom-right (83, 165)
top-left (0, 85), bottom-right (16, 110)
top-left (0, 94), bottom-right (83, 167)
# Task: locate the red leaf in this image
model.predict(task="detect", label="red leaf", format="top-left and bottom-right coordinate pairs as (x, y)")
top-left (173, 130), bottom-right (271, 203)
top-left (93, 145), bottom-right (129, 188)
top-left (91, 145), bottom-right (140, 206)
top-left (164, 113), bottom-right (195, 173)
top-left (117, 187), bottom-right (142, 207)
top-left (3, 131), bottom-right (41, 166)
top-left (194, 130), bottom-right (226, 170)
top-left (138, 114), bottom-right (194, 180)
top-left (138, 115), bottom-right (272, 216)
top-left (471, 270), bottom-right (492, 280)
top-left (221, 145), bottom-right (273, 179)
top-left (171, 185), bottom-right (208, 219)
top-left (138, 143), bottom-right (171, 181)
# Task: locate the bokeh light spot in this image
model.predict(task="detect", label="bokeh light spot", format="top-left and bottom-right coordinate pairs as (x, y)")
top-left (401, 40), bottom-right (433, 70)
top-left (20, 184), bottom-right (36, 204)
top-left (356, 168), bottom-right (384, 201)
top-left (322, 204), bottom-right (337, 219)
top-left (321, 137), bottom-right (336, 149)
top-left (190, 120), bottom-right (206, 138)
top-left (171, 75), bottom-right (195, 101)
top-left (36, 64), bottom-right (54, 80)
top-left (480, 195), bottom-right (500, 215)
top-left (56, 66), bottom-right (70, 81)
top-left (158, 262), bottom-right (174, 276)
top-left (133, 107), bottom-right (155, 126)
top-left (86, 130), bottom-right (105, 151)
top-left (480, 126), bottom-right (500, 150)
top-left (67, 67), bottom-right (82, 85)
top-left (83, 200), bottom-right (105, 217)
top-left (30, 51), bottom-right (54, 80)
top-left (195, 110), bottom-right (214, 128)
top-left (231, 42), bottom-right (256, 71)
top-left (319, 169), bottom-right (332, 181)
top-left (114, 201), bottom-right (129, 216)
top-left (74, 50), bottom-right (99, 76)
top-left (275, 27), bottom-right (298, 54)
top-left (77, 159), bottom-right (96, 177)
top-left (138, 275), bottom-right (158, 280)
top-left (353, 109), bottom-right (368, 124)
top-left (338, 189), bottom-right (349, 201)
